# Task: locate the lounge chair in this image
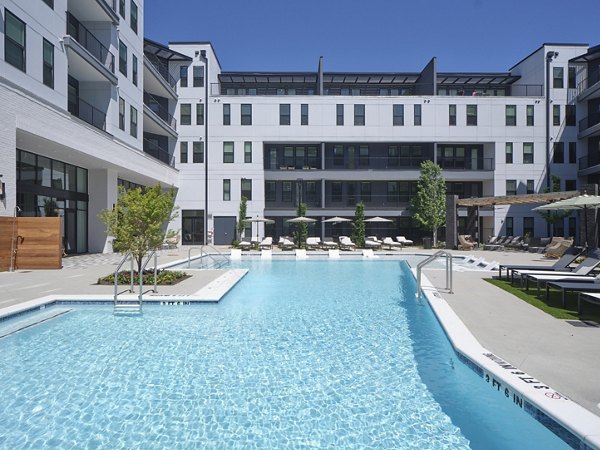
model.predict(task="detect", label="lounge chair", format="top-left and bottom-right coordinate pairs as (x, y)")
top-left (306, 237), bottom-right (321, 250)
top-left (396, 236), bottom-right (413, 246)
top-left (458, 235), bottom-right (475, 251)
top-left (382, 237), bottom-right (402, 250)
top-left (162, 231), bottom-right (180, 249)
top-left (365, 236), bottom-right (382, 249)
top-left (498, 246), bottom-right (582, 281)
top-left (259, 237), bottom-right (273, 249)
top-left (513, 249), bottom-right (600, 283)
top-left (321, 238), bottom-right (338, 249)
top-left (544, 279), bottom-right (600, 307)
top-left (339, 236), bottom-right (356, 251)
top-left (238, 238), bottom-right (253, 250)
top-left (544, 239), bottom-right (573, 259)
top-left (484, 236), bottom-right (506, 250)
top-left (279, 237), bottom-right (295, 250)
top-left (577, 292), bottom-right (600, 314)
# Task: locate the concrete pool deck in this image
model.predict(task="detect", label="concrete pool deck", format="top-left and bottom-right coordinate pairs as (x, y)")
top-left (0, 246), bottom-right (599, 421)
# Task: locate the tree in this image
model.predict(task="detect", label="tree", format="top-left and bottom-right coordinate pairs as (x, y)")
top-left (237, 196), bottom-right (247, 240)
top-left (410, 160), bottom-right (446, 246)
top-left (293, 202), bottom-right (308, 248)
top-left (101, 185), bottom-right (178, 273)
top-left (352, 201), bottom-right (366, 248)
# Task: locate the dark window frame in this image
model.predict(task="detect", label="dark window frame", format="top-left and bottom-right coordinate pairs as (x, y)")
top-left (180, 66), bottom-right (188, 87)
top-left (180, 104), bottom-right (191, 125)
top-left (129, 106), bottom-right (137, 138)
top-left (466, 105), bottom-right (477, 126)
top-left (223, 142), bottom-right (234, 163)
top-left (523, 143), bottom-right (534, 164)
top-left (193, 65), bottom-right (204, 87)
top-left (279, 104), bottom-right (291, 125)
top-left (223, 179), bottom-right (231, 201)
top-left (119, 40), bottom-right (127, 76)
top-left (196, 103), bottom-right (204, 125)
top-left (130, 1), bottom-right (138, 34)
top-left (553, 142), bottom-right (564, 164)
top-left (180, 142), bottom-right (188, 164)
top-left (223, 104), bottom-right (230, 125)
top-left (244, 142), bottom-right (252, 163)
top-left (393, 104), bottom-right (404, 126)
top-left (449, 104), bottom-right (457, 126)
top-left (5, 10), bottom-right (26, 73)
top-left (526, 105), bottom-right (534, 126)
top-left (354, 104), bottom-right (365, 126)
top-left (505, 142), bottom-right (513, 164)
top-left (336, 104), bottom-right (344, 126)
top-left (414, 104), bottom-right (422, 126)
top-left (118, 97), bottom-right (125, 131)
top-left (241, 104), bottom-right (252, 125)
top-left (132, 54), bottom-right (138, 86)
top-left (193, 141), bottom-right (204, 163)
top-left (553, 66), bottom-right (564, 89)
top-left (241, 178), bottom-right (252, 200)
top-left (42, 38), bottom-right (54, 88)
top-left (505, 105), bottom-right (516, 126)
top-left (301, 104), bottom-right (309, 125)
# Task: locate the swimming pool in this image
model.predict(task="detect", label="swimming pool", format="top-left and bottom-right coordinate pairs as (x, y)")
top-left (0, 260), bottom-right (572, 449)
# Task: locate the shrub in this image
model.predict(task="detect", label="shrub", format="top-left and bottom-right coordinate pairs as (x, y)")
top-left (98, 269), bottom-right (188, 285)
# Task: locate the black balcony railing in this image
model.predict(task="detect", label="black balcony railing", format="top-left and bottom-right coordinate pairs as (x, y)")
top-left (437, 157), bottom-right (495, 171)
top-left (68, 97), bottom-right (106, 131)
top-left (143, 93), bottom-right (177, 128)
top-left (145, 55), bottom-right (177, 88)
top-left (577, 68), bottom-right (600, 94)
top-left (66, 12), bottom-right (114, 73)
top-left (579, 155), bottom-right (589, 170)
top-left (579, 111), bottom-right (600, 133)
top-left (324, 156), bottom-right (429, 170)
top-left (143, 138), bottom-right (175, 167)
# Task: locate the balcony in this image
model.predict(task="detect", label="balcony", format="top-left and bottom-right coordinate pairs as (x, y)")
top-left (68, 97), bottom-right (106, 131)
top-left (324, 156), bottom-right (427, 170)
top-left (67, 0), bottom-right (119, 25)
top-left (579, 111), bottom-right (600, 137)
top-left (143, 138), bottom-right (175, 167)
top-left (144, 93), bottom-right (177, 129)
top-left (144, 56), bottom-right (177, 100)
top-left (576, 68), bottom-right (600, 101)
top-left (437, 157), bottom-right (495, 171)
top-left (145, 55), bottom-right (177, 88)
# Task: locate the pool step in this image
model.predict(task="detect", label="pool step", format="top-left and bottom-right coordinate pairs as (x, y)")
top-left (113, 303), bottom-right (143, 315)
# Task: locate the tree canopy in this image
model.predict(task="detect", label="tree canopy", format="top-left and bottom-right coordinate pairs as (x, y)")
top-left (293, 202), bottom-right (309, 248)
top-left (352, 201), bottom-right (366, 248)
top-left (237, 196), bottom-right (247, 240)
top-left (410, 161), bottom-right (446, 245)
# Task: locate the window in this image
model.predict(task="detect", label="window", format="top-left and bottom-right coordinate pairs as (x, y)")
top-left (241, 104), bottom-right (252, 125)
top-left (180, 104), bottom-right (191, 125)
top-left (523, 217), bottom-right (534, 236)
top-left (449, 104), bottom-right (456, 126)
top-left (193, 66), bottom-right (204, 87)
top-left (301, 104), bottom-right (309, 125)
top-left (359, 145), bottom-right (369, 166)
top-left (393, 104), bottom-right (404, 126)
top-left (505, 217), bottom-right (514, 236)
top-left (387, 182), bottom-right (398, 203)
top-left (241, 179), bottom-right (252, 200)
top-left (196, 104), bottom-right (204, 125)
top-left (526, 180), bottom-right (535, 194)
top-left (42, 39), bottom-right (54, 88)
top-left (244, 142), bottom-right (252, 163)
top-left (265, 181), bottom-right (276, 202)
top-left (180, 66), bottom-right (188, 87)
top-left (505, 105), bottom-right (516, 126)
top-left (223, 142), bottom-right (234, 163)
top-left (5, 10), bottom-right (26, 72)
top-left (354, 104), bottom-right (365, 126)
top-left (336, 104), bottom-right (344, 126)
top-left (466, 105), bottom-right (477, 126)
top-left (333, 145), bottom-right (344, 166)
top-left (565, 179), bottom-right (577, 191)
top-left (553, 142), bottom-right (564, 163)
top-left (223, 179), bottom-right (231, 201)
top-left (193, 142), bottom-right (204, 163)
top-left (130, 1), bottom-right (138, 34)
top-left (119, 40), bottom-right (127, 76)
top-left (129, 106), bottom-right (137, 138)
top-left (282, 181), bottom-right (293, 202)
top-left (132, 54), bottom-right (138, 86)
top-left (553, 105), bottom-right (560, 126)
top-left (526, 105), bottom-right (534, 126)
top-left (388, 145), bottom-right (399, 167)
top-left (565, 105), bottom-right (576, 126)
top-left (361, 182), bottom-right (371, 202)
top-left (223, 104), bottom-right (230, 125)
top-left (119, 0), bottom-right (125, 17)
top-left (180, 142), bottom-right (188, 163)
top-left (119, 97), bottom-right (125, 131)
top-left (414, 104), bottom-right (422, 126)
top-left (280, 104), bottom-right (290, 125)
top-left (568, 67), bottom-right (576, 89)
top-left (506, 180), bottom-right (517, 196)
top-left (331, 182), bottom-right (342, 202)
top-left (523, 143), bottom-right (534, 164)
top-left (553, 67), bottom-right (564, 89)
top-left (569, 142), bottom-right (577, 164)
top-left (505, 142), bottom-right (513, 164)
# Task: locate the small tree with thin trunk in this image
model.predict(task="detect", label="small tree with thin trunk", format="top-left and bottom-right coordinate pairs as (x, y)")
top-left (410, 160), bottom-right (446, 246)
top-left (293, 202), bottom-right (308, 248)
top-left (101, 184), bottom-right (177, 273)
top-left (352, 201), bottom-right (366, 248)
top-left (237, 196), bottom-right (247, 240)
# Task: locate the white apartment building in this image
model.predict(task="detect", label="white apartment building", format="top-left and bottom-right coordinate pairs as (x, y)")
top-left (170, 41), bottom-right (594, 246)
top-left (0, 0), bottom-right (180, 253)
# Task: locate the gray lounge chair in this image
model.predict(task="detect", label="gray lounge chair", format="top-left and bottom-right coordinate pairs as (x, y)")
top-left (498, 246), bottom-right (582, 281)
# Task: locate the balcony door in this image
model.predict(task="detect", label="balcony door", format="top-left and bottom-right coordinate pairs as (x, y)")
top-left (68, 76), bottom-right (79, 117)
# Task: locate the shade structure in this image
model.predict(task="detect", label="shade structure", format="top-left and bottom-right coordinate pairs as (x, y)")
top-left (364, 216), bottom-right (393, 223)
top-left (323, 216), bottom-right (351, 224)
top-left (534, 195), bottom-right (600, 247)
top-left (244, 217), bottom-right (274, 242)
top-left (286, 216), bottom-right (317, 223)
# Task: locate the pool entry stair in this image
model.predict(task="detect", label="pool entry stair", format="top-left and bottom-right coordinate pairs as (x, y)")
top-left (416, 250), bottom-right (453, 299)
top-left (113, 251), bottom-right (159, 315)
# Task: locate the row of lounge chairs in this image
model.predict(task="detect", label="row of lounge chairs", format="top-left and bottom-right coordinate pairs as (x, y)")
top-left (483, 235), bottom-right (574, 258)
top-left (237, 235), bottom-right (414, 251)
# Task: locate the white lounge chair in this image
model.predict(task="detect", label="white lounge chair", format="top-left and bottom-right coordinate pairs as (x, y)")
top-left (321, 238), bottom-right (338, 249)
top-left (238, 238), bottom-right (253, 250)
top-left (396, 236), bottom-right (413, 246)
top-left (383, 237), bottom-right (402, 250)
top-left (259, 237), bottom-right (273, 249)
top-left (279, 237), bottom-right (295, 250)
top-left (339, 236), bottom-right (356, 251)
top-left (365, 236), bottom-right (382, 249)
top-left (306, 237), bottom-right (321, 250)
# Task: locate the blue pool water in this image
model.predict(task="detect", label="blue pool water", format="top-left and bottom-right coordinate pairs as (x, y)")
top-left (0, 260), bottom-right (571, 449)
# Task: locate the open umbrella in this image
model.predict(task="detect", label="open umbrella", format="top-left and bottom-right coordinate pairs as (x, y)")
top-left (286, 217), bottom-right (317, 223)
top-left (244, 217), bottom-right (275, 242)
top-left (534, 194), bottom-right (600, 247)
top-left (323, 216), bottom-right (351, 224)
top-left (364, 217), bottom-right (393, 239)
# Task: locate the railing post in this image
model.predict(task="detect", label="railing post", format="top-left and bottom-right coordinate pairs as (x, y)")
top-left (153, 252), bottom-right (158, 293)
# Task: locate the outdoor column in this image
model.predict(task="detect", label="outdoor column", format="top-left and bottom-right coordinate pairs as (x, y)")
top-left (445, 194), bottom-right (458, 249)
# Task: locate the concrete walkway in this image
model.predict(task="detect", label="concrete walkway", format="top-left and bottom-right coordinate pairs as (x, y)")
top-left (1, 246), bottom-right (599, 417)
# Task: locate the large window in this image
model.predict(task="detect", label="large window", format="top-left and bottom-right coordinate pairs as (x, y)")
top-left (354, 104), bottom-right (365, 126)
top-left (244, 142), bottom-right (252, 163)
top-left (241, 179), bottom-right (252, 200)
top-left (180, 66), bottom-right (188, 87)
top-left (223, 104), bottom-right (230, 125)
top-left (132, 55), bottom-right (138, 86)
top-left (505, 217), bottom-right (514, 236)
top-left (43, 39), bottom-right (54, 88)
top-left (180, 142), bottom-right (188, 164)
top-left (331, 182), bottom-right (342, 202)
top-left (223, 179), bottom-right (230, 201)
top-left (129, 106), bottom-right (137, 138)
top-left (466, 105), bottom-right (477, 126)
top-left (119, 40), bottom-right (127, 76)
top-left (506, 180), bottom-right (517, 196)
top-left (282, 181), bottom-right (292, 202)
top-left (280, 104), bottom-right (290, 125)
top-left (119, 0), bottom-right (125, 18)
top-left (359, 145), bottom-right (369, 166)
top-left (223, 142), bottom-right (234, 163)
top-left (565, 105), bottom-right (576, 126)
top-left (119, 97), bottom-right (125, 131)
top-left (241, 104), bottom-right (252, 125)
top-left (523, 143), bottom-right (534, 164)
top-left (180, 104), bottom-right (191, 125)
top-left (5, 10), bottom-right (26, 72)
top-left (449, 104), bottom-right (456, 126)
top-left (569, 142), bottom-right (577, 163)
top-left (130, 1), bottom-right (138, 34)
top-left (553, 142), bottom-right (564, 163)
top-left (414, 104), bottom-right (422, 126)
top-left (526, 180), bottom-right (535, 194)
top-left (193, 142), bottom-right (204, 163)
top-left (505, 105), bottom-right (516, 126)
top-left (336, 104), bottom-right (344, 126)
top-left (196, 104), bottom-right (204, 125)
top-left (360, 182), bottom-right (371, 202)
top-left (568, 67), bottom-right (576, 89)
top-left (523, 217), bottom-right (534, 236)
top-left (193, 66), bottom-right (204, 87)
top-left (553, 67), bottom-right (564, 88)
top-left (301, 104), bottom-right (309, 125)
top-left (553, 105), bottom-right (560, 126)
top-left (505, 142), bottom-right (513, 164)
top-left (393, 104), bottom-right (404, 126)
top-left (265, 181), bottom-right (276, 202)
top-left (526, 105), bottom-right (534, 126)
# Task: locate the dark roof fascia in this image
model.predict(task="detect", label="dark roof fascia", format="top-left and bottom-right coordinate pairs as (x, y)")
top-left (143, 38), bottom-right (192, 61)
top-left (570, 44), bottom-right (600, 63)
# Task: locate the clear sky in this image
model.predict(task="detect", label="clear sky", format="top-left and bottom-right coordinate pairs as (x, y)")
top-left (145, 0), bottom-right (599, 73)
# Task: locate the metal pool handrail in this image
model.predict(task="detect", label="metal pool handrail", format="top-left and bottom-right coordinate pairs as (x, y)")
top-left (114, 251), bottom-right (134, 304)
top-left (187, 245), bottom-right (230, 269)
top-left (416, 250), bottom-right (453, 300)
top-left (138, 251), bottom-right (158, 307)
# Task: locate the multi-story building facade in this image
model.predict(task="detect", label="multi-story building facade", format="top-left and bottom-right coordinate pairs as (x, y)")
top-left (0, 0), bottom-right (181, 253)
top-left (170, 41), bottom-right (592, 246)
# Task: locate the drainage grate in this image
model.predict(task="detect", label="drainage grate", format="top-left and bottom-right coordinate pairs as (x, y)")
top-left (565, 320), bottom-right (599, 328)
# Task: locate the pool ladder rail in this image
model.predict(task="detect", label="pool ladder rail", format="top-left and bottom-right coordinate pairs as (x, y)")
top-left (416, 250), bottom-right (453, 300)
top-left (113, 251), bottom-right (158, 315)
top-left (187, 245), bottom-right (230, 269)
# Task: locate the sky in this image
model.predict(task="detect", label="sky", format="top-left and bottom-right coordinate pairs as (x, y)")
top-left (145, 0), bottom-right (599, 73)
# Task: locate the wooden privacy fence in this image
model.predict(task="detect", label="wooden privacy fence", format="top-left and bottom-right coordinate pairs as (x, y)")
top-left (0, 217), bottom-right (62, 271)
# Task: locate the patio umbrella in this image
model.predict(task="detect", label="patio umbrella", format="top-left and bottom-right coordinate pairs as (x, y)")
top-left (364, 216), bottom-right (393, 238)
top-left (534, 195), bottom-right (600, 247)
top-left (286, 217), bottom-right (317, 223)
top-left (244, 217), bottom-right (274, 242)
top-left (323, 216), bottom-right (351, 224)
